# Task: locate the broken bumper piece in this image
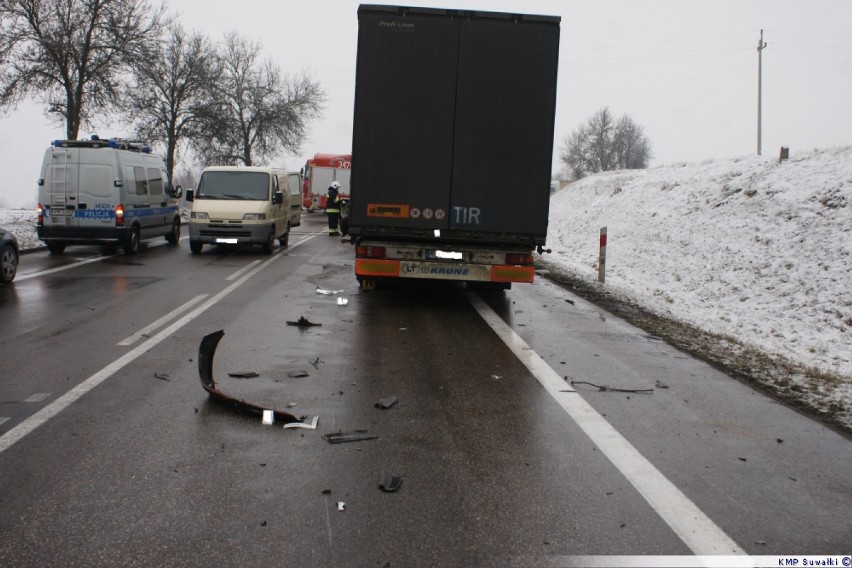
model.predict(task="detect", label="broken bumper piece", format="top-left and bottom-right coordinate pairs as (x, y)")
top-left (198, 330), bottom-right (316, 427)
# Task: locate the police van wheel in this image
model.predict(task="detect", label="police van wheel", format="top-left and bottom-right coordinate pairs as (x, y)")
top-left (262, 228), bottom-right (275, 255)
top-left (46, 241), bottom-right (66, 254)
top-left (123, 227), bottom-right (141, 255)
top-left (165, 219), bottom-right (180, 245)
top-left (190, 240), bottom-right (203, 254)
top-left (278, 225), bottom-right (290, 247)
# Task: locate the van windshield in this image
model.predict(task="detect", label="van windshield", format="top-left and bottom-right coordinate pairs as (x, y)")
top-left (196, 171), bottom-right (270, 200)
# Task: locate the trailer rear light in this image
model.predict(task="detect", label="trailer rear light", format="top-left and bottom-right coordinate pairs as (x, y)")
top-left (491, 265), bottom-right (535, 283)
top-left (355, 258), bottom-right (399, 277)
top-left (505, 253), bottom-right (533, 265)
top-left (115, 204), bottom-right (125, 227)
top-left (356, 245), bottom-right (386, 259)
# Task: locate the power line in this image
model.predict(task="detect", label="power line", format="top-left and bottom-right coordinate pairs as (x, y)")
top-left (563, 45), bottom-right (749, 67)
top-left (565, 30), bottom-right (753, 53)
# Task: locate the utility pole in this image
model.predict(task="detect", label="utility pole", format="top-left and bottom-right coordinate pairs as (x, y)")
top-left (757, 29), bottom-right (767, 155)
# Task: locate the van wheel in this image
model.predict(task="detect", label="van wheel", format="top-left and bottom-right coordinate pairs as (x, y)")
top-left (46, 241), bottom-right (66, 254)
top-left (123, 227), bottom-right (141, 255)
top-left (190, 240), bottom-right (203, 254)
top-left (262, 227), bottom-right (275, 255)
top-left (278, 224), bottom-right (290, 247)
top-left (165, 218), bottom-right (180, 245)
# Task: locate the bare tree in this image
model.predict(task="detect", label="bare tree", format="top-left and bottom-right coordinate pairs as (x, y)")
top-left (194, 32), bottom-right (325, 167)
top-left (0, 0), bottom-right (167, 139)
top-left (560, 107), bottom-right (652, 179)
top-left (125, 22), bottom-right (218, 184)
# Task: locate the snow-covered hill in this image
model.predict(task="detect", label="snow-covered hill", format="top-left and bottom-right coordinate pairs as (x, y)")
top-left (546, 147), bottom-right (850, 379)
top-left (543, 147), bottom-right (850, 430)
top-left (2, 147), bottom-right (850, 428)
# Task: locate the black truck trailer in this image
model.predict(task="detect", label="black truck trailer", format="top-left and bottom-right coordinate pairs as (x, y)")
top-left (349, 5), bottom-right (560, 289)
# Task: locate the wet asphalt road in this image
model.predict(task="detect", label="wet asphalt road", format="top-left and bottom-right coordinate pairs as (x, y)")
top-left (0, 213), bottom-right (849, 566)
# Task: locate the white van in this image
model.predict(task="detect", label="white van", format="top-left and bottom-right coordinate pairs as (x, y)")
top-left (185, 166), bottom-right (302, 255)
top-left (36, 138), bottom-right (182, 254)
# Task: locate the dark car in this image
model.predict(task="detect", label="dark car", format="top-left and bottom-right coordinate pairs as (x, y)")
top-left (1, 227), bottom-right (19, 284)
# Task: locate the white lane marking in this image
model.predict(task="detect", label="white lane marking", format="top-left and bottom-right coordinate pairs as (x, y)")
top-left (466, 291), bottom-right (745, 556)
top-left (15, 236), bottom-right (186, 282)
top-left (15, 253), bottom-right (120, 281)
top-left (117, 294), bottom-right (209, 346)
top-left (0, 234), bottom-right (317, 455)
top-left (22, 393), bottom-right (51, 403)
top-left (226, 260), bottom-right (262, 281)
top-left (0, 418), bottom-right (9, 427)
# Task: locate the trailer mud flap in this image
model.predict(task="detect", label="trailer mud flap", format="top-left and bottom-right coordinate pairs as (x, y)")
top-left (198, 330), bottom-right (304, 425)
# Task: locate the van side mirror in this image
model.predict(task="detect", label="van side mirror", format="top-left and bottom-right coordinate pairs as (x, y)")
top-left (185, 188), bottom-right (194, 202)
top-left (272, 191), bottom-right (283, 205)
top-left (171, 185), bottom-right (183, 199)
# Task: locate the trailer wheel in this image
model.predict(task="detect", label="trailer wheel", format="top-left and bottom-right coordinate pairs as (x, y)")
top-left (46, 241), bottom-right (66, 254)
top-left (123, 226), bottom-right (141, 255)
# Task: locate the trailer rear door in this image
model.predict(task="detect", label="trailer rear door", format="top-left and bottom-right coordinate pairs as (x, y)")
top-left (351, 6), bottom-right (559, 244)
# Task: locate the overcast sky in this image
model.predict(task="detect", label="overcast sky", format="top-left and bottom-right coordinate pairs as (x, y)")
top-left (1, 0), bottom-right (850, 208)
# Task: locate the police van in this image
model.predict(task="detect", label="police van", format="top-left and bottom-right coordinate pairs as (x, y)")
top-left (185, 166), bottom-right (301, 255)
top-left (36, 137), bottom-right (183, 254)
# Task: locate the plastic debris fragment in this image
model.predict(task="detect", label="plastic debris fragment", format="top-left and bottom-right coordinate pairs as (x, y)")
top-left (228, 371), bottom-right (259, 378)
top-left (316, 287), bottom-right (344, 295)
top-left (197, 330), bottom-right (309, 426)
top-left (322, 430), bottom-right (378, 444)
top-left (283, 415), bottom-right (319, 430)
top-left (286, 316), bottom-right (321, 327)
top-left (374, 396), bottom-right (399, 410)
top-left (378, 470), bottom-right (402, 492)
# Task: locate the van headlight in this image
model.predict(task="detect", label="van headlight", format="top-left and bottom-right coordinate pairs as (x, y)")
top-left (242, 213), bottom-right (267, 220)
top-left (191, 211), bottom-right (209, 219)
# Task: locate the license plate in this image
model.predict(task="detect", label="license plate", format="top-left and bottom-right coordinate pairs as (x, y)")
top-left (426, 249), bottom-right (463, 260)
top-left (50, 208), bottom-right (69, 217)
top-left (216, 238), bottom-right (238, 244)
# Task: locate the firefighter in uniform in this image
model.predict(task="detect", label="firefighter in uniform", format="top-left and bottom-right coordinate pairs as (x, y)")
top-left (326, 181), bottom-right (341, 236)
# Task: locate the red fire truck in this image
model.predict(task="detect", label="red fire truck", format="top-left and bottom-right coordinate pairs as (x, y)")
top-left (302, 153), bottom-right (351, 210)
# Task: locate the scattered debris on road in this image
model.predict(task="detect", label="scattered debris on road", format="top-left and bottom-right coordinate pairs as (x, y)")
top-left (287, 316), bottom-right (321, 327)
top-left (375, 396), bottom-right (399, 410)
top-left (284, 416), bottom-right (319, 430)
top-left (228, 371), bottom-right (259, 378)
top-left (379, 470), bottom-right (402, 492)
top-left (570, 380), bottom-right (653, 394)
top-left (154, 372), bottom-right (170, 381)
top-left (655, 379), bottom-right (670, 389)
top-left (316, 287), bottom-right (344, 295)
top-left (322, 430), bottom-right (378, 444)
top-left (337, 297), bottom-right (349, 306)
top-left (287, 370), bottom-right (310, 378)
top-left (337, 501), bottom-right (346, 511)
